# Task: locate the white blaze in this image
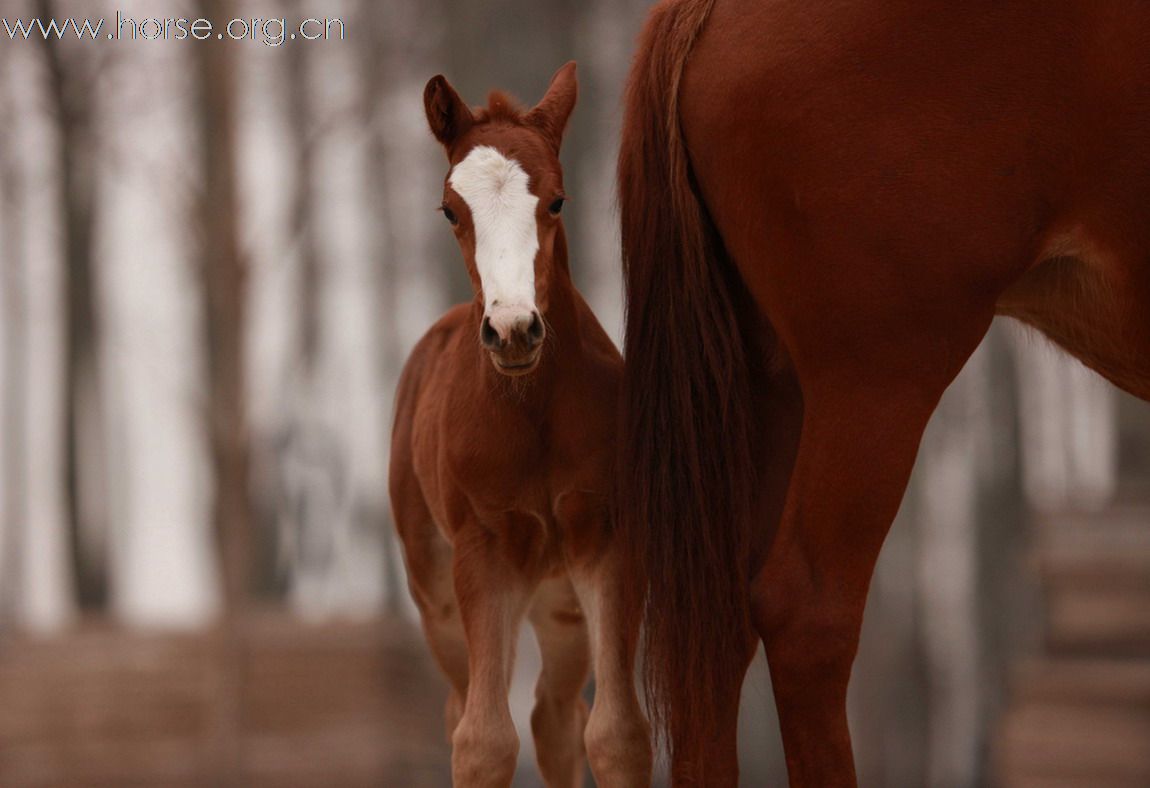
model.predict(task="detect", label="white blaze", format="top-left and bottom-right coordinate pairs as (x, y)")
top-left (448, 146), bottom-right (539, 321)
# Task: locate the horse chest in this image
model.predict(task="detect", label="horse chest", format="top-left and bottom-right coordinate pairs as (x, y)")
top-left (444, 457), bottom-right (565, 576)
top-left (448, 415), bottom-right (548, 496)
top-left (416, 409), bottom-right (547, 517)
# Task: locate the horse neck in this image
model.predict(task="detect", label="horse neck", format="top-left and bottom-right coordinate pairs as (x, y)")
top-left (540, 223), bottom-right (581, 339)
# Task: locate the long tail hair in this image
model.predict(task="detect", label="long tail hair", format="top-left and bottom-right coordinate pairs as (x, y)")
top-left (617, 0), bottom-right (756, 774)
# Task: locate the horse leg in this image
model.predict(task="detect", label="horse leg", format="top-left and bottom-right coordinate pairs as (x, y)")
top-left (570, 548), bottom-right (653, 787)
top-left (412, 536), bottom-right (471, 739)
top-left (672, 626), bottom-right (758, 787)
top-left (999, 252), bottom-right (1150, 400)
top-left (751, 350), bottom-right (981, 788)
top-left (451, 527), bottom-right (532, 787)
top-left (527, 575), bottom-right (591, 788)
top-left (390, 485), bottom-right (470, 738)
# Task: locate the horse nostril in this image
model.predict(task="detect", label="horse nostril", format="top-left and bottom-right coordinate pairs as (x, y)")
top-left (527, 312), bottom-right (544, 345)
top-left (481, 317), bottom-right (501, 349)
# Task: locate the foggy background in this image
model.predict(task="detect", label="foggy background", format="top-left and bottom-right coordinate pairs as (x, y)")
top-left (0, 0), bottom-right (1147, 785)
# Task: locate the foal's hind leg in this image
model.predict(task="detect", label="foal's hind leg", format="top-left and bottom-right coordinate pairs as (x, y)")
top-left (527, 575), bottom-right (591, 788)
top-left (571, 547), bottom-right (654, 787)
top-left (556, 493), bottom-right (652, 786)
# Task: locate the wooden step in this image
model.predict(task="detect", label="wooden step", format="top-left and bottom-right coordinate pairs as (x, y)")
top-left (995, 657), bottom-right (1150, 788)
top-left (1035, 510), bottom-right (1150, 653)
top-left (1038, 511), bottom-right (1150, 585)
top-left (1044, 587), bottom-right (1150, 654)
top-left (1009, 658), bottom-right (1150, 707)
top-left (996, 701), bottom-right (1150, 787)
top-left (999, 775), bottom-right (1150, 788)
top-left (999, 504), bottom-right (1150, 786)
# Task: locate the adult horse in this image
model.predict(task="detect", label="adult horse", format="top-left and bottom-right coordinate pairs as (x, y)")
top-left (617, 0), bottom-right (1150, 784)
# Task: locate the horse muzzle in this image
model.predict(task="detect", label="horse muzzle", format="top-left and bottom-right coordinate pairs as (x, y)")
top-left (481, 308), bottom-right (545, 376)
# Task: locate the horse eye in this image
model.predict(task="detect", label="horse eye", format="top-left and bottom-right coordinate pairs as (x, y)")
top-left (548, 197), bottom-right (565, 216)
top-left (441, 204), bottom-right (458, 225)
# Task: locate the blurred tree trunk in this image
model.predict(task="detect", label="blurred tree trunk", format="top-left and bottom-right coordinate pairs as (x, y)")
top-left (915, 355), bottom-right (986, 788)
top-left (0, 72), bottom-right (26, 629)
top-left (285, 0), bottom-right (322, 380)
top-left (274, 1), bottom-right (331, 604)
top-left (36, 0), bottom-right (110, 612)
top-left (975, 322), bottom-right (1034, 784)
top-left (911, 325), bottom-right (1031, 788)
top-left (358, 0), bottom-right (416, 616)
top-left (572, 0), bottom-right (649, 341)
top-left (1012, 330), bottom-right (1117, 510)
top-left (195, 0), bottom-right (250, 621)
top-left (195, 0), bottom-right (248, 782)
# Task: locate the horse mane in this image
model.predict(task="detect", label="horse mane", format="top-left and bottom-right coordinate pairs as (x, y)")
top-left (474, 91), bottom-right (527, 125)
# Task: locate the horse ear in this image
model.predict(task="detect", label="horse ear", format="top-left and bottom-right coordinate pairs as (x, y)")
top-left (424, 74), bottom-right (474, 149)
top-left (526, 61), bottom-right (577, 150)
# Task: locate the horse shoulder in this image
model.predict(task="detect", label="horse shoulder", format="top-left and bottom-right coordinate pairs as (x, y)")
top-left (546, 347), bottom-right (619, 500)
top-left (394, 305), bottom-right (477, 525)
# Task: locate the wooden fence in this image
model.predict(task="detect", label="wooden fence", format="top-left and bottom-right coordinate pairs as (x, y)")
top-left (0, 613), bottom-right (451, 787)
top-left (995, 504), bottom-right (1150, 788)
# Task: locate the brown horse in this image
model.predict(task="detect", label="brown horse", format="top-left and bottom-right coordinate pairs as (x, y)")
top-left (390, 64), bottom-right (651, 787)
top-left (618, 0), bottom-right (1150, 785)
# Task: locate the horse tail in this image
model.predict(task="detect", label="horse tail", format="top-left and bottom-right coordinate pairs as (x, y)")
top-left (618, 0), bottom-right (756, 773)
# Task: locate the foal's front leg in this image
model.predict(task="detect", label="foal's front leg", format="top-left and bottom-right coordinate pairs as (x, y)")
top-left (452, 527), bottom-right (531, 788)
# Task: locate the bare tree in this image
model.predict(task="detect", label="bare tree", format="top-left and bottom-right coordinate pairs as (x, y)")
top-left (359, 1), bottom-right (393, 614)
top-left (356, 0), bottom-right (417, 615)
top-left (35, 0), bottom-right (111, 611)
top-left (285, 0), bottom-right (323, 381)
top-left (271, 0), bottom-right (341, 605)
top-left (194, 0), bottom-right (248, 781)
top-left (195, 0), bottom-right (250, 620)
top-left (914, 352), bottom-right (989, 788)
top-left (0, 64), bottom-right (27, 629)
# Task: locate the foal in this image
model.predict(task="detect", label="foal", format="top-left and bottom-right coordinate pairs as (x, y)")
top-left (389, 64), bottom-right (651, 788)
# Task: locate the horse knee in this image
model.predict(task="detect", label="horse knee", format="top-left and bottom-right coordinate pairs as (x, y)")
top-left (411, 578), bottom-right (456, 623)
top-left (452, 712), bottom-right (519, 787)
top-left (756, 592), bottom-right (861, 694)
top-left (754, 575), bottom-right (855, 671)
top-left (530, 694), bottom-right (588, 787)
top-left (584, 702), bottom-right (653, 786)
top-left (444, 690), bottom-right (465, 741)
top-left (530, 692), bottom-right (588, 743)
